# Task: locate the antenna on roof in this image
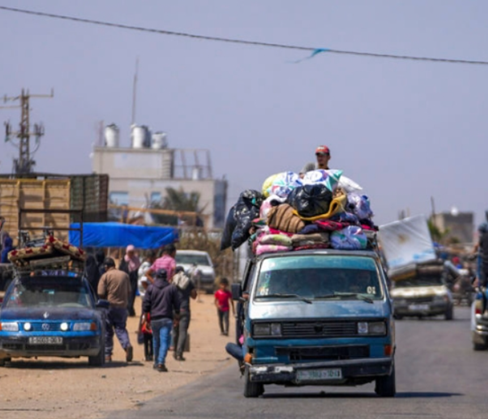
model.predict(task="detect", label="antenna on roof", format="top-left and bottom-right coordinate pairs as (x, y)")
top-left (131, 57), bottom-right (139, 125)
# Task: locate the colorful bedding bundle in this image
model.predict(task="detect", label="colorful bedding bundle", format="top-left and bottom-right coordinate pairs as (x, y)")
top-left (221, 169), bottom-right (377, 255)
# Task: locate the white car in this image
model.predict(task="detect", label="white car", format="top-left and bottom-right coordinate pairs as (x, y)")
top-left (175, 250), bottom-right (216, 293)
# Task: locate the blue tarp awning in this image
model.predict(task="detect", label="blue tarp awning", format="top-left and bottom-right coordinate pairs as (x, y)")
top-left (69, 222), bottom-right (178, 249)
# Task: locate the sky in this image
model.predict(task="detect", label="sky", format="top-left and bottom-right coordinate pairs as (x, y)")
top-left (0, 1), bottom-right (487, 229)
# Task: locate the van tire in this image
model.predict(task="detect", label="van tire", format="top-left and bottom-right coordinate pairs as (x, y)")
top-left (243, 367), bottom-right (264, 398)
top-left (375, 365), bottom-right (396, 397)
top-left (444, 305), bottom-right (454, 320)
top-left (473, 342), bottom-right (488, 351)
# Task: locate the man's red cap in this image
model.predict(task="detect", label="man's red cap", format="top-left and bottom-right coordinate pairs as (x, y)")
top-left (315, 145), bottom-right (330, 155)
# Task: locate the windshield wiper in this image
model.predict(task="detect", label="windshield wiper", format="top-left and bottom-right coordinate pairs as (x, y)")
top-left (256, 293), bottom-right (312, 304)
top-left (314, 292), bottom-right (374, 304)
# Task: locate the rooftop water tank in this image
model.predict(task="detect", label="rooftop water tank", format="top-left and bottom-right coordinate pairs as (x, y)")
top-left (131, 124), bottom-right (151, 148)
top-left (104, 124), bottom-right (120, 148)
top-left (151, 132), bottom-right (168, 149)
top-left (192, 166), bottom-right (203, 180)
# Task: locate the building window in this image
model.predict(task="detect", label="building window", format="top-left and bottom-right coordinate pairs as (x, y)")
top-left (150, 192), bottom-right (162, 203)
top-left (109, 191), bottom-right (129, 206)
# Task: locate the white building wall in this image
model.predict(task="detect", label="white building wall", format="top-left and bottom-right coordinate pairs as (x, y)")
top-left (92, 147), bottom-right (226, 229)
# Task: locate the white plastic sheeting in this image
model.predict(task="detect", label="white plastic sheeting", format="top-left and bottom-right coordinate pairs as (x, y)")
top-left (378, 215), bottom-right (436, 273)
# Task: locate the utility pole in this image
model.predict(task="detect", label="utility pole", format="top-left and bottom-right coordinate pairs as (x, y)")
top-left (2, 88), bottom-right (54, 174)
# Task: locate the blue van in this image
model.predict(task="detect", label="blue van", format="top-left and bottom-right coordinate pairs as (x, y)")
top-left (233, 249), bottom-right (395, 398)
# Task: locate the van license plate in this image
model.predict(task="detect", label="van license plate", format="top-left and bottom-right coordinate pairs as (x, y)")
top-left (297, 369), bottom-right (342, 381)
top-left (28, 337), bottom-right (63, 345)
top-left (408, 304), bottom-right (429, 311)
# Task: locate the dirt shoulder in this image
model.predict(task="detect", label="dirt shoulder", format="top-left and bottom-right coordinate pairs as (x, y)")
top-left (0, 294), bottom-right (236, 419)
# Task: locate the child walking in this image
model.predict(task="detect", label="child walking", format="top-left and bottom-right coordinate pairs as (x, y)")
top-left (137, 278), bottom-right (153, 361)
top-left (214, 278), bottom-right (234, 336)
top-left (139, 312), bottom-right (154, 361)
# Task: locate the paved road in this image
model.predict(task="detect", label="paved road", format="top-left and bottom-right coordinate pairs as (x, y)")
top-left (109, 307), bottom-right (488, 419)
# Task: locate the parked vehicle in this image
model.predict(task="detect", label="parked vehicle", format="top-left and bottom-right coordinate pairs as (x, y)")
top-left (175, 250), bottom-right (216, 293)
top-left (232, 249), bottom-right (396, 398)
top-left (0, 263), bottom-right (106, 367)
top-left (471, 287), bottom-right (488, 351)
top-left (389, 261), bottom-right (454, 320)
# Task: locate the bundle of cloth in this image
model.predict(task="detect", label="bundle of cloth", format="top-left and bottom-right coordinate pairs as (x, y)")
top-left (220, 169), bottom-right (377, 256)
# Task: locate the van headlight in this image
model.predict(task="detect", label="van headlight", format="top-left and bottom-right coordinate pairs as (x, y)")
top-left (357, 321), bottom-right (386, 336)
top-left (253, 323), bottom-right (282, 337)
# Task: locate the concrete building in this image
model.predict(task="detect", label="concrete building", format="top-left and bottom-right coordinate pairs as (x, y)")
top-left (432, 211), bottom-right (474, 244)
top-left (92, 128), bottom-right (227, 229)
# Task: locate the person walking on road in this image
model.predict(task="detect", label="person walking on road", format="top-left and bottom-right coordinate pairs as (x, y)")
top-left (137, 250), bottom-right (157, 298)
top-left (97, 257), bottom-right (133, 363)
top-left (172, 266), bottom-right (197, 361)
top-left (146, 244), bottom-right (177, 284)
top-left (143, 268), bottom-right (181, 372)
top-left (119, 244), bottom-right (141, 317)
top-left (214, 278), bottom-right (234, 336)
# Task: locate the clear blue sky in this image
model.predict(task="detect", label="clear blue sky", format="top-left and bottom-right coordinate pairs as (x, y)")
top-left (1, 1), bottom-right (487, 228)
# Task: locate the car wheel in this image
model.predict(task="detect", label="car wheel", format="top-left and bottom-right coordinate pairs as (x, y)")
top-left (444, 305), bottom-right (454, 320)
top-left (88, 338), bottom-right (105, 367)
top-left (243, 366), bottom-right (264, 398)
top-left (375, 364), bottom-right (396, 397)
top-left (393, 314), bottom-right (403, 320)
top-left (0, 357), bottom-right (11, 367)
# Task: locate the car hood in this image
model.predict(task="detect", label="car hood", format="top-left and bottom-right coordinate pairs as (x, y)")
top-left (248, 299), bottom-right (390, 321)
top-left (390, 285), bottom-right (448, 298)
top-left (0, 307), bottom-right (98, 321)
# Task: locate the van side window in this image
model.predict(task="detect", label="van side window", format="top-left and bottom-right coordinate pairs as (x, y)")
top-left (244, 263), bottom-right (256, 293)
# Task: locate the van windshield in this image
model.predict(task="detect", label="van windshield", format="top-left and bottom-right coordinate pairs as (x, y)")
top-left (175, 254), bottom-right (211, 266)
top-left (255, 255), bottom-right (383, 300)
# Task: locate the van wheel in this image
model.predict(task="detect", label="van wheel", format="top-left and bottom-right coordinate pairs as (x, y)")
top-left (444, 305), bottom-right (454, 320)
top-left (243, 367), bottom-right (264, 398)
top-left (375, 365), bottom-right (396, 397)
top-left (473, 342), bottom-right (488, 351)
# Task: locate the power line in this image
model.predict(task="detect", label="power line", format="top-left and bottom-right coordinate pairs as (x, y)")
top-left (1, 5), bottom-right (488, 66)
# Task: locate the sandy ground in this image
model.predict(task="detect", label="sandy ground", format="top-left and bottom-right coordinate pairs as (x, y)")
top-left (0, 294), bottom-right (236, 419)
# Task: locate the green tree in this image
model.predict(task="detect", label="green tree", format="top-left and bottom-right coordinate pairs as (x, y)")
top-left (428, 219), bottom-right (450, 244)
top-left (150, 187), bottom-right (206, 226)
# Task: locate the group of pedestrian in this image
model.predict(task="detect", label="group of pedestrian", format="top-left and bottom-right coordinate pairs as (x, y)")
top-left (95, 243), bottom-right (197, 372)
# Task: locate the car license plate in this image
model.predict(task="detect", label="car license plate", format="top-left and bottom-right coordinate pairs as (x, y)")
top-left (297, 368), bottom-right (342, 381)
top-left (28, 337), bottom-right (63, 345)
top-left (408, 304), bottom-right (429, 311)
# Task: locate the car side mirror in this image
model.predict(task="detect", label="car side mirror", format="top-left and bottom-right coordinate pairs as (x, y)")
top-left (96, 299), bottom-right (110, 309)
top-left (231, 282), bottom-right (242, 301)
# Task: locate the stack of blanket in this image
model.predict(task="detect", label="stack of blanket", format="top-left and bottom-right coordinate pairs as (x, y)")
top-left (221, 169), bottom-right (378, 256)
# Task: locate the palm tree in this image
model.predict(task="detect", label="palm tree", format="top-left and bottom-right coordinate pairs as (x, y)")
top-left (150, 187), bottom-right (206, 226)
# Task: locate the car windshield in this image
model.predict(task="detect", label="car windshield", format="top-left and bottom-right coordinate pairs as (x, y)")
top-left (175, 254), bottom-right (211, 266)
top-left (394, 275), bottom-right (443, 288)
top-left (4, 276), bottom-right (93, 309)
top-left (254, 255), bottom-right (383, 300)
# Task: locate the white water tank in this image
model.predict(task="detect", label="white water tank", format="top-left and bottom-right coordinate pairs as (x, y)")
top-left (192, 166), bottom-right (203, 180)
top-left (104, 124), bottom-right (120, 148)
top-left (151, 132), bottom-right (168, 149)
top-left (131, 124), bottom-right (151, 148)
